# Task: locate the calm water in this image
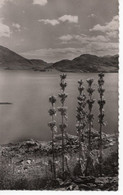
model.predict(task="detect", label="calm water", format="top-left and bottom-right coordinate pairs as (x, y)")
top-left (0, 71), bottom-right (118, 144)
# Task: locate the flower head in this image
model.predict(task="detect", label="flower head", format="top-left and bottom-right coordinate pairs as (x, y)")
top-left (98, 87), bottom-right (105, 96)
top-left (60, 73), bottom-right (67, 80)
top-left (58, 106), bottom-right (67, 116)
top-left (78, 86), bottom-right (85, 95)
top-left (49, 96), bottom-right (57, 105)
top-left (60, 82), bottom-right (67, 91)
top-left (59, 123), bottom-right (67, 130)
top-left (86, 78), bottom-right (94, 86)
top-left (98, 72), bottom-right (104, 79)
top-left (48, 108), bottom-right (56, 116)
top-left (98, 79), bottom-right (104, 86)
top-left (98, 99), bottom-right (106, 109)
top-left (87, 87), bottom-right (95, 95)
top-left (78, 79), bottom-right (83, 86)
top-left (48, 120), bottom-right (57, 129)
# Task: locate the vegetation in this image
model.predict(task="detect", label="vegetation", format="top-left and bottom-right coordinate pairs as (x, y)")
top-left (98, 73), bottom-right (106, 176)
top-left (76, 79), bottom-right (87, 175)
top-left (48, 95), bottom-right (57, 179)
top-left (0, 73), bottom-right (118, 190)
top-left (58, 74), bottom-right (68, 179)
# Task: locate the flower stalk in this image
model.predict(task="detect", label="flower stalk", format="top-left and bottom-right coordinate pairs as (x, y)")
top-left (86, 79), bottom-right (95, 151)
top-left (85, 79), bottom-right (95, 175)
top-left (76, 80), bottom-right (87, 169)
top-left (58, 74), bottom-right (68, 179)
top-left (48, 95), bottom-right (57, 179)
top-left (98, 73), bottom-right (105, 177)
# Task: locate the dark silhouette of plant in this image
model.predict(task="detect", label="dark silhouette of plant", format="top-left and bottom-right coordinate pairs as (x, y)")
top-left (58, 74), bottom-right (68, 180)
top-left (98, 73), bottom-right (106, 177)
top-left (76, 80), bottom-right (87, 174)
top-left (48, 95), bottom-right (57, 179)
top-left (85, 78), bottom-right (95, 175)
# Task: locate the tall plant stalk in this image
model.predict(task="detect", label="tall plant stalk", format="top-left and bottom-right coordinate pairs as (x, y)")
top-left (85, 79), bottom-right (95, 175)
top-left (76, 80), bottom-right (86, 168)
top-left (48, 96), bottom-right (57, 179)
top-left (98, 73), bottom-right (105, 177)
top-left (58, 74), bottom-right (68, 180)
top-left (86, 79), bottom-right (95, 150)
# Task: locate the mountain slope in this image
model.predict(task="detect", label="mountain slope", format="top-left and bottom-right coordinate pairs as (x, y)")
top-left (0, 46), bottom-right (48, 70)
top-left (52, 54), bottom-right (118, 72)
top-left (0, 45), bottom-right (118, 72)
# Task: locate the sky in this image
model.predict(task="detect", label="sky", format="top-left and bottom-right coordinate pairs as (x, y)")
top-left (0, 0), bottom-right (119, 62)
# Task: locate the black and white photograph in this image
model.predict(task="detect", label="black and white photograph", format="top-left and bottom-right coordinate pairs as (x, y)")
top-left (0, 0), bottom-right (119, 191)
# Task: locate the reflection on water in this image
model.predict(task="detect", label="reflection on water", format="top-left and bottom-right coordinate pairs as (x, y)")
top-left (0, 71), bottom-right (118, 144)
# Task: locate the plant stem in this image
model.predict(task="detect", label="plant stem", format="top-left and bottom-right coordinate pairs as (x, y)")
top-left (62, 102), bottom-right (65, 180)
top-left (99, 88), bottom-right (103, 177)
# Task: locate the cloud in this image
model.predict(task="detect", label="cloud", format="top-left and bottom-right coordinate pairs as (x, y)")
top-left (106, 31), bottom-right (118, 39)
top-left (33, 0), bottom-right (48, 6)
top-left (88, 13), bottom-right (96, 18)
top-left (90, 15), bottom-right (119, 35)
top-left (39, 15), bottom-right (78, 26)
top-left (0, 0), bottom-right (13, 8)
top-left (38, 19), bottom-right (59, 26)
top-left (59, 15), bottom-right (78, 23)
top-left (21, 44), bottom-right (118, 63)
top-left (59, 34), bottom-right (109, 44)
top-left (12, 23), bottom-right (21, 31)
top-left (0, 0), bottom-right (6, 8)
top-left (59, 34), bottom-right (73, 41)
top-left (0, 18), bottom-right (11, 37)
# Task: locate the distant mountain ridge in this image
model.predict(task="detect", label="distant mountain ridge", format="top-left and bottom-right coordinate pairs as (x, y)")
top-left (0, 45), bottom-right (118, 72)
top-left (52, 54), bottom-right (118, 72)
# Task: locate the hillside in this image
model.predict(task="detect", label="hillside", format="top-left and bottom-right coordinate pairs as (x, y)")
top-left (0, 45), bottom-right (118, 72)
top-left (52, 54), bottom-right (118, 72)
top-left (0, 46), bottom-right (49, 71)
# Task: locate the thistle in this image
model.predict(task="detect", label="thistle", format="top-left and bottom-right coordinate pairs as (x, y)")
top-left (58, 74), bottom-right (68, 179)
top-left (76, 80), bottom-right (87, 172)
top-left (48, 95), bottom-right (57, 179)
top-left (98, 73), bottom-right (106, 177)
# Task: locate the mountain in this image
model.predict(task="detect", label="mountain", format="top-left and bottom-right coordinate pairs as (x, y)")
top-left (0, 46), bottom-right (49, 71)
top-left (0, 45), bottom-right (118, 72)
top-left (52, 54), bottom-right (118, 72)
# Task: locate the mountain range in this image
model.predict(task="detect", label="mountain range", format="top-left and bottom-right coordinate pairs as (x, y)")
top-left (0, 45), bottom-right (118, 72)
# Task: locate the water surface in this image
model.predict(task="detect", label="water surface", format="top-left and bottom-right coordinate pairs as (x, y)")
top-left (0, 71), bottom-right (118, 144)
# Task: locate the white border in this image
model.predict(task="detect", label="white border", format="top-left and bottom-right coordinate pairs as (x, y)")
top-left (0, 0), bottom-right (122, 194)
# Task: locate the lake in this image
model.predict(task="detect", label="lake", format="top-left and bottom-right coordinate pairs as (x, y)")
top-left (0, 71), bottom-right (118, 144)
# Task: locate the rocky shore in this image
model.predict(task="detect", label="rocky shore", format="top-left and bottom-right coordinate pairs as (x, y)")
top-left (0, 129), bottom-right (118, 190)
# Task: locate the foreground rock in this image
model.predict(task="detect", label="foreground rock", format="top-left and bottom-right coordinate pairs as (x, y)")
top-left (0, 129), bottom-right (118, 190)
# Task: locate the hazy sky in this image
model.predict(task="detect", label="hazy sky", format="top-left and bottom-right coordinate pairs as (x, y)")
top-left (0, 0), bottom-right (118, 62)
